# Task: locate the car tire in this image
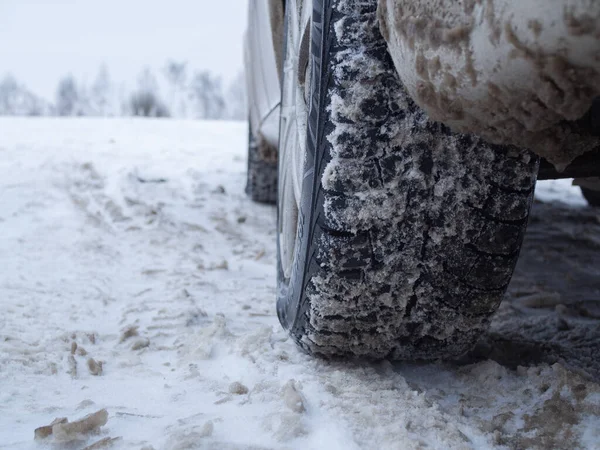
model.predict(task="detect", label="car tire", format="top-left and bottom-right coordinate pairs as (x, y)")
top-left (246, 122), bottom-right (278, 204)
top-left (276, 0), bottom-right (539, 359)
top-left (581, 187), bottom-right (600, 207)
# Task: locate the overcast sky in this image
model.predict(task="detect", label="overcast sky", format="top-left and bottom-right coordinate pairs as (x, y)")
top-left (0, 0), bottom-right (248, 99)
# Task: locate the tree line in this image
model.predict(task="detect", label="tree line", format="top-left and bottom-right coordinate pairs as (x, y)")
top-left (0, 61), bottom-right (246, 120)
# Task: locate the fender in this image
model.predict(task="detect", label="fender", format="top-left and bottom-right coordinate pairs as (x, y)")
top-left (378, 0), bottom-right (600, 169)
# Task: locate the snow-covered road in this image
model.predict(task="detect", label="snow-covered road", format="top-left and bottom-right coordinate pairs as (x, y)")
top-left (1, 118), bottom-right (599, 449)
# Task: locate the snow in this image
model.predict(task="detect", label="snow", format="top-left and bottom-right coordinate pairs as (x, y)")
top-left (0, 117), bottom-right (599, 449)
top-left (534, 179), bottom-right (589, 207)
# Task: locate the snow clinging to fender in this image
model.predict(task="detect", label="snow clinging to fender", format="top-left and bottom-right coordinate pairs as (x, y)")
top-left (378, 0), bottom-right (600, 169)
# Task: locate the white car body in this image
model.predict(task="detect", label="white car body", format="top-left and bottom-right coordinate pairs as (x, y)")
top-left (244, 0), bottom-right (283, 147)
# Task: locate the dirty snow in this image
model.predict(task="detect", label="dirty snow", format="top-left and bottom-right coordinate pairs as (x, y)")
top-left (0, 118), bottom-right (599, 449)
top-left (377, 0), bottom-right (600, 168)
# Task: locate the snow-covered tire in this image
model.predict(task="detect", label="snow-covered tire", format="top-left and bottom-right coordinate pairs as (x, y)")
top-left (581, 187), bottom-right (600, 207)
top-left (276, 0), bottom-right (539, 360)
top-left (246, 123), bottom-right (278, 204)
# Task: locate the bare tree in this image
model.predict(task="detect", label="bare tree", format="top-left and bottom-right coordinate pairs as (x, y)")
top-left (137, 67), bottom-right (158, 93)
top-left (129, 67), bottom-right (170, 118)
top-left (0, 75), bottom-right (18, 114)
top-left (226, 71), bottom-right (247, 120)
top-left (0, 75), bottom-right (51, 116)
top-left (56, 75), bottom-right (82, 116)
top-left (190, 71), bottom-right (226, 120)
top-left (164, 61), bottom-right (187, 91)
top-left (91, 64), bottom-right (112, 116)
top-left (0, 64), bottom-right (247, 119)
top-left (164, 60), bottom-right (187, 117)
